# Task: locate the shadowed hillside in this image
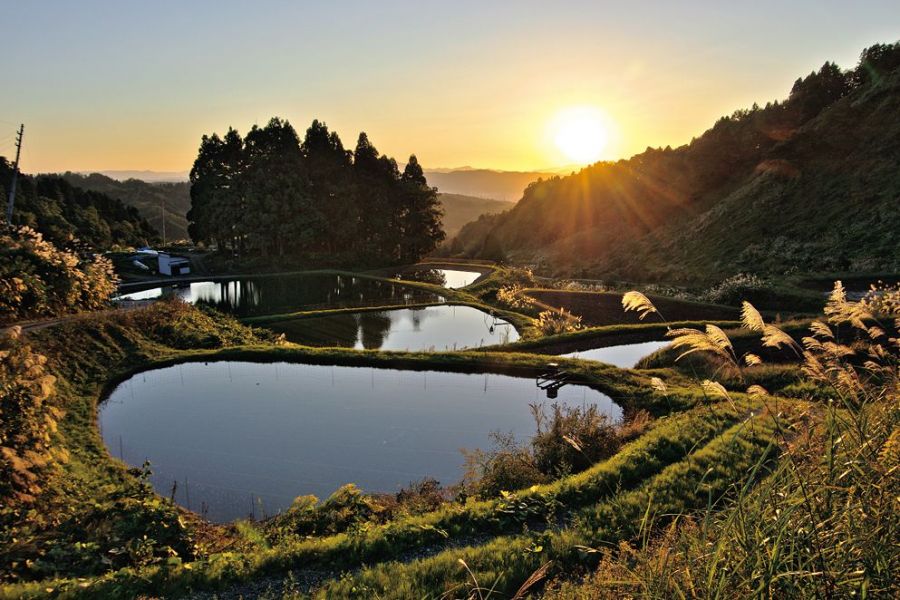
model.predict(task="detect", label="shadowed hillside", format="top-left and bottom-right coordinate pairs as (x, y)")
top-left (1, 160), bottom-right (157, 249)
top-left (438, 192), bottom-right (512, 237)
top-left (452, 43), bottom-right (900, 283)
top-left (425, 168), bottom-right (554, 201)
top-left (59, 172), bottom-right (191, 241)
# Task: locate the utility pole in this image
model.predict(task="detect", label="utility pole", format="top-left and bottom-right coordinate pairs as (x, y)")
top-left (5, 124), bottom-right (24, 224)
top-left (161, 196), bottom-right (166, 245)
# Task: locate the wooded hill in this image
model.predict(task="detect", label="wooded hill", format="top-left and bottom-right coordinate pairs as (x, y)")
top-left (1, 160), bottom-right (157, 249)
top-left (59, 172), bottom-right (191, 242)
top-left (437, 193), bottom-right (511, 238)
top-left (451, 42), bottom-right (900, 283)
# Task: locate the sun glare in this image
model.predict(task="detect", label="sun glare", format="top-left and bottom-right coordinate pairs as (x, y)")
top-left (552, 106), bottom-right (610, 164)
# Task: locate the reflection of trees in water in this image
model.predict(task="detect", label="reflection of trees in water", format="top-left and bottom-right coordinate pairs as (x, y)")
top-left (400, 269), bottom-right (446, 287)
top-left (357, 312), bottom-right (393, 349)
top-left (179, 274), bottom-right (443, 316)
top-left (269, 313), bottom-right (359, 347)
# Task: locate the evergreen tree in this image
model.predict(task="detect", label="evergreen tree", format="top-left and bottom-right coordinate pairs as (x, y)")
top-left (399, 155), bottom-right (444, 262)
top-left (188, 118), bottom-right (445, 266)
top-left (243, 118), bottom-right (319, 258)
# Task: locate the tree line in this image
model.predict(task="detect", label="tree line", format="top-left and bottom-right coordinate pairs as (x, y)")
top-left (187, 118), bottom-right (444, 265)
top-left (1, 159), bottom-right (157, 250)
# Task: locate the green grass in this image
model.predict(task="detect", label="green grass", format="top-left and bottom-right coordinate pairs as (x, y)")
top-left (315, 410), bottom-right (785, 599)
top-left (0, 294), bottom-right (837, 600)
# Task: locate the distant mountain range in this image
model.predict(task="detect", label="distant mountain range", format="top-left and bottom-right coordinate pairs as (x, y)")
top-left (451, 43), bottom-right (900, 283)
top-left (424, 169), bottom-right (556, 201)
top-left (94, 170), bottom-right (189, 183)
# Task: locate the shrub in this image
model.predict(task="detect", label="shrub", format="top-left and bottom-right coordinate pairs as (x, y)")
top-left (536, 308), bottom-right (582, 334)
top-left (0, 327), bottom-right (66, 505)
top-left (700, 272), bottom-right (765, 305)
top-left (0, 226), bottom-right (118, 322)
top-left (462, 432), bottom-right (547, 499)
top-left (496, 284), bottom-right (535, 309)
top-left (463, 405), bottom-right (649, 499)
top-left (531, 403), bottom-right (621, 476)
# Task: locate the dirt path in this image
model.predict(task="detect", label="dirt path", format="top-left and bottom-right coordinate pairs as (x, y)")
top-left (1, 301), bottom-right (152, 336)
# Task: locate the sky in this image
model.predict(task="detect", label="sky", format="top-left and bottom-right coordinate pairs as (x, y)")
top-left (2, 0), bottom-right (898, 174)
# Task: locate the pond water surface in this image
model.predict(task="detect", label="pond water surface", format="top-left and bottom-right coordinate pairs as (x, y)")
top-left (398, 268), bottom-right (482, 289)
top-left (561, 340), bottom-right (670, 368)
top-left (268, 305), bottom-right (518, 350)
top-left (115, 274), bottom-right (443, 317)
top-left (100, 361), bottom-right (621, 522)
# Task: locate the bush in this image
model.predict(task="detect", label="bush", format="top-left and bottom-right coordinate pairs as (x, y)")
top-left (0, 226), bottom-right (118, 323)
top-left (531, 403), bottom-right (621, 476)
top-left (536, 308), bottom-right (582, 334)
top-left (700, 272), bottom-right (765, 305)
top-left (0, 327), bottom-right (66, 505)
top-left (463, 404), bottom-right (649, 499)
top-left (462, 432), bottom-right (547, 499)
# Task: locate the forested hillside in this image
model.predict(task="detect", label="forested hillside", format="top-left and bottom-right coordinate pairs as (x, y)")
top-left (424, 168), bottom-right (553, 200)
top-left (437, 193), bottom-right (511, 237)
top-left (453, 43), bottom-right (900, 283)
top-left (59, 172), bottom-right (190, 241)
top-left (188, 118), bottom-right (444, 265)
top-left (0, 160), bottom-right (157, 249)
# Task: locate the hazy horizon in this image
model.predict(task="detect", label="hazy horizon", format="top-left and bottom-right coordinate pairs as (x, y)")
top-left (2, 0), bottom-right (898, 174)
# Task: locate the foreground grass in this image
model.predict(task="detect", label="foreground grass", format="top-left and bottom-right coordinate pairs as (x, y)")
top-left (5, 283), bottom-right (889, 599)
top-left (0, 299), bottom-right (685, 597)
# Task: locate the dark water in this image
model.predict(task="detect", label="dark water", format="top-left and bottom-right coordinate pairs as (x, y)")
top-left (268, 305), bottom-right (518, 350)
top-left (115, 274), bottom-right (444, 317)
top-left (561, 341), bottom-right (669, 368)
top-left (99, 361), bottom-right (621, 522)
top-left (399, 268), bottom-right (482, 289)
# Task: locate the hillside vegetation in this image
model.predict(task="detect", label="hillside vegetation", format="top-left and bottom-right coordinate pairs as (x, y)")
top-left (425, 168), bottom-right (553, 201)
top-left (452, 43), bottom-right (900, 283)
top-left (438, 193), bottom-right (512, 238)
top-left (1, 161), bottom-right (157, 250)
top-left (58, 173), bottom-right (191, 242)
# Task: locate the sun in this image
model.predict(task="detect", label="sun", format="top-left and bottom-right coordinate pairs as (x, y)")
top-left (552, 106), bottom-right (610, 164)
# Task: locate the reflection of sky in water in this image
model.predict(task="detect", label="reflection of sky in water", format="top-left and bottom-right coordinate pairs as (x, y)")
top-left (436, 269), bottom-right (481, 288)
top-left (271, 305), bottom-right (518, 351)
top-left (399, 268), bottom-right (482, 289)
top-left (100, 361), bottom-right (621, 522)
top-left (352, 306), bottom-right (517, 350)
top-left (562, 340), bottom-right (669, 368)
top-left (113, 276), bottom-right (442, 316)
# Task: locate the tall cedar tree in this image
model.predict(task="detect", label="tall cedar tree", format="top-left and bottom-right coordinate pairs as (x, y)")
top-left (187, 119), bottom-right (444, 265)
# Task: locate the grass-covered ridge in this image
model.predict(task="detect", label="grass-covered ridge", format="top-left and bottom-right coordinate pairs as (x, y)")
top-left (1, 279), bottom-right (895, 599)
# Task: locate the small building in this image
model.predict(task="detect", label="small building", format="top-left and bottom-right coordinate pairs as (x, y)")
top-left (158, 253), bottom-right (191, 276)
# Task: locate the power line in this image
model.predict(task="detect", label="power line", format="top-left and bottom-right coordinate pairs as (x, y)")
top-left (5, 124), bottom-right (24, 224)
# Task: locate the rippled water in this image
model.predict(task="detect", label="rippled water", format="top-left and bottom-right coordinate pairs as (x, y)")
top-left (100, 361), bottom-right (621, 522)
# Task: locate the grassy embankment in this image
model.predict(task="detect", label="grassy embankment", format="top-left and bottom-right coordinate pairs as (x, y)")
top-left (0, 294), bottom-right (796, 599)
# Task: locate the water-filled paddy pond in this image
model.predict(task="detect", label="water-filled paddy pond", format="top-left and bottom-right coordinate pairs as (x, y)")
top-left (115, 274), bottom-right (443, 317)
top-left (268, 305), bottom-right (518, 350)
top-left (398, 268), bottom-right (482, 289)
top-left (561, 340), bottom-right (669, 368)
top-left (99, 361), bottom-right (621, 522)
